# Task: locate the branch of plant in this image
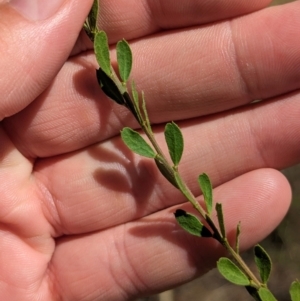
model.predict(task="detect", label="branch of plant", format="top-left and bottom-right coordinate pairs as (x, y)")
top-left (131, 103), bottom-right (262, 288)
top-left (83, 2), bottom-right (300, 299)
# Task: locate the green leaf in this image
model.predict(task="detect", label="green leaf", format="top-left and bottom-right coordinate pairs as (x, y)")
top-left (117, 39), bottom-right (133, 83)
top-left (94, 31), bottom-right (111, 76)
top-left (121, 127), bottom-right (156, 158)
top-left (122, 91), bottom-right (140, 122)
top-left (198, 173), bottom-right (213, 216)
top-left (141, 91), bottom-right (151, 131)
top-left (96, 68), bottom-right (125, 105)
top-left (235, 222), bottom-right (241, 254)
top-left (174, 209), bottom-right (212, 237)
top-left (89, 0), bottom-right (99, 26)
top-left (164, 122), bottom-right (184, 167)
top-left (216, 203), bottom-right (226, 237)
top-left (258, 288), bottom-right (277, 301)
top-left (245, 286), bottom-right (262, 301)
top-left (154, 157), bottom-right (178, 189)
top-left (290, 280), bottom-right (300, 301)
top-left (217, 257), bottom-right (250, 286)
top-left (254, 245), bottom-right (272, 284)
top-left (131, 81), bottom-right (140, 109)
top-left (83, 0), bottom-right (99, 41)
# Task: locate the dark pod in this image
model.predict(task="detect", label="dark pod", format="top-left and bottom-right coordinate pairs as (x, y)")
top-left (96, 68), bottom-right (125, 105)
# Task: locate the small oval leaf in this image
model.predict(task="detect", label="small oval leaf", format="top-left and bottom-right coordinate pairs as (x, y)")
top-left (215, 203), bottom-right (226, 238)
top-left (154, 157), bottom-right (178, 189)
top-left (164, 122), bottom-right (184, 167)
top-left (122, 91), bottom-right (140, 122)
top-left (121, 127), bottom-right (156, 158)
top-left (245, 286), bottom-right (261, 301)
top-left (131, 81), bottom-right (139, 109)
top-left (94, 31), bottom-right (111, 76)
top-left (258, 288), bottom-right (277, 301)
top-left (83, 0), bottom-right (99, 41)
top-left (235, 222), bottom-right (241, 254)
top-left (96, 68), bottom-right (125, 105)
top-left (117, 39), bottom-right (133, 83)
top-left (198, 173), bottom-right (213, 216)
top-left (89, 0), bottom-right (99, 29)
top-left (290, 280), bottom-right (300, 301)
top-left (174, 209), bottom-right (212, 237)
top-left (141, 91), bottom-right (151, 130)
top-left (254, 244), bottom-right (272, 284)
top-left (217, 257), bottom-right (250, 286)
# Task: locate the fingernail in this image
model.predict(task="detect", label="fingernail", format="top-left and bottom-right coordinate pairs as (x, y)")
top-left (9, 0), bottom-right (65, 21)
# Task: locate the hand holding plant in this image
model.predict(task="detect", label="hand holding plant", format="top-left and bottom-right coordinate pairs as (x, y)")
top-left (0, 0), bottom-right (300, 300)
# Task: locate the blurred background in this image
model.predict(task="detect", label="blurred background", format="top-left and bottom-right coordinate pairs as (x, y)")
top-left (137, 0), bottom-right (298, 300)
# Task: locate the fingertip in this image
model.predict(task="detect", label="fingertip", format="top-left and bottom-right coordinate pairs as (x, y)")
top-left (9, 0), bottom-right (65, 21)
top-left (0, 0), bottom-right (93, 119)
top-left (218, 168), bottom-right (291, 250)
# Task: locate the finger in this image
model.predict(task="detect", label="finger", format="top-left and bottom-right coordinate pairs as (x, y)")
top-left (49, 169), bottom-right (291, 301)
top-left (4, 2), bottom-right (300, 156)
top-left (124, 1), bottom-right (300, 119)
top-left (33, 94), bottom-right (299, 234)
top-left (0, 125), bottom-right (55, 300)
top-left (97, 0), bottom-right (271, 43)
top-left (0, 0), bottom-right (93, 119)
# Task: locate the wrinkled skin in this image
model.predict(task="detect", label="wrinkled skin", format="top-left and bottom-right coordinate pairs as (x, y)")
top-left (0, 0), bottom-right (299, 300)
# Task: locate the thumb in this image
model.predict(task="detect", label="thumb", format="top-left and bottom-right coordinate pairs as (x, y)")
top-left (0, 0), bottom-right (93, 119)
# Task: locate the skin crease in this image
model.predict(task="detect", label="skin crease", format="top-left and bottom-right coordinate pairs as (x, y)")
top-left (0, 0), bottom-right (299, 300)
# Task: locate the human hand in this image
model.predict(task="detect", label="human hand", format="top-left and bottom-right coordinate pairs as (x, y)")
top-left (1, 0), bottom-right (299, 300)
